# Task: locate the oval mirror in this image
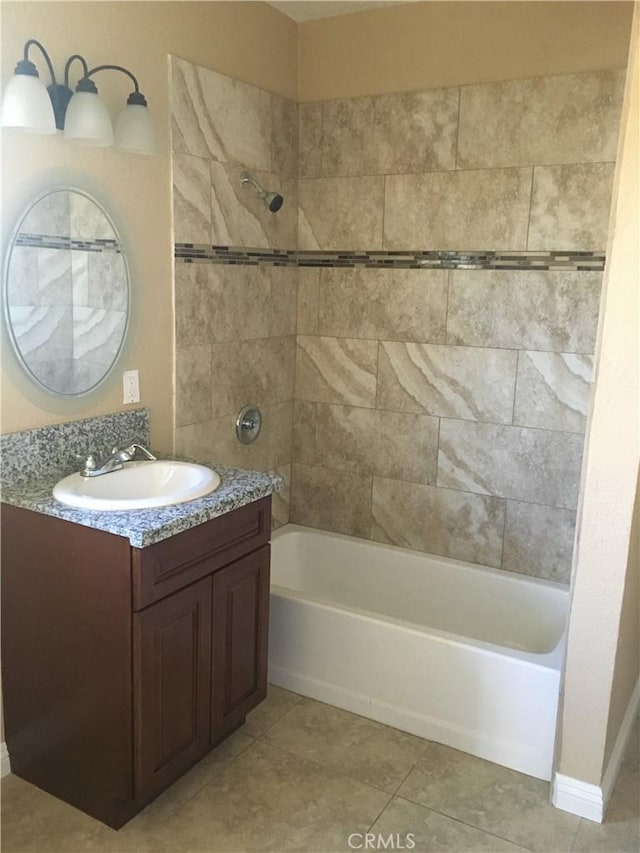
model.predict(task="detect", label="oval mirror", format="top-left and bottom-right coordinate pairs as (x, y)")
top-left (3, 187), bottom-right (130, 396)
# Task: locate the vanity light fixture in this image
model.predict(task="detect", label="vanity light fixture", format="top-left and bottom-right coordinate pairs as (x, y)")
top-left (1, 39), bottom-right (156, 155)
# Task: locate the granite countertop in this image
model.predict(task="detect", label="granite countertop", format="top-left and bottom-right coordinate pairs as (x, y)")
top-left (1, 462), bottom-right (283, 548)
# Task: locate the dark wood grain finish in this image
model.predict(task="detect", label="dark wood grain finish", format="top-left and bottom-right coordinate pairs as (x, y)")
top-left (134, 576), bottom-right (212, 804)
top-left (0, 504), bottom-right (135, 828)
top-left (211, 546), bottom-right (270, 742)
top-left (132, 497), bottom-right (271, 609)
top-left (1, 495), bottom-right (272, 829)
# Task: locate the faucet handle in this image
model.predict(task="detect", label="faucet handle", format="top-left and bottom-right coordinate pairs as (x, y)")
top-left (79, 453), bottom-right (98, 477)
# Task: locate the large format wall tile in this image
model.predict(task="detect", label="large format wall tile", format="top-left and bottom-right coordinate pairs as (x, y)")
top-left (371, 478), bottom-right (505, 567)
top-left (437, 419), bottom-right (584, 509)
top-left (321, 88), bottom-right (458, 176)
top-left (292, 400), bottom-right (317, 465)
top-left (171, 57), bottom-right (272, 170)
top-left (271, 464), bottom-right (291, 529)
top-left (175, 413), bottom-right (269, 471)
top-left (446, 270), bottom-right (602, 353)
top-left (271, 336), bottom-right (297, 403)
top-left (295, 336), bottom-right (378, 407)
top-left (514, 351), bottom-right (594, 433)
top-left (175, 344), bottom-right (212, 427)
top-left (318, 268), bottom-right (447, 342)
top-left (321, 96), bottom-right (374, 178)
top-left (210, 337), bottom-right (295, 419)
top-left (298, 103), bottom-right (323, 178)
top-left (457, 71), bottom-right (624, 169)
top-left (528, 163), bottom-right (615, 251)
top-left (210, 339), bottom-right (273, 419)
top-left (172, 154), bottom-right (211, 244)
top-left (298, 176), bottom-right (384, 250)
top-left (270, 268), bottom-right (298, 337)
top-left (384, 168), bottom-right (532, 250)
top-left (502, 501), bottom-right (577, 583)
top-left (174, 263), bottom-right (215, 346)
top-left (175, 263), bottom-right (272, 346)
top-left (297, 269), bottom-right (320, 335)
top-left (291, 463), bottom-right (372, 538)
top-left (267, 401), bottom-right (294, 469)
top-left (314, 405), bottom-right (439, 484)
top-left (377, 342), bottom-right (517, 423)
top-left (271, 94), bottom-right (298, 178)
top-left (210, 161), bottom-right (297, 249)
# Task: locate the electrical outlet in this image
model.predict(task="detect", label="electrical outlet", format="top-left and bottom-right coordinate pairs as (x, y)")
top-left (122, 370), bottom-right (140, 404)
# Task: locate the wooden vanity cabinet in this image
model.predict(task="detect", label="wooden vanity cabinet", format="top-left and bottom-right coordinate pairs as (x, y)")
top-left (1, 496), bottom-right (271, 828)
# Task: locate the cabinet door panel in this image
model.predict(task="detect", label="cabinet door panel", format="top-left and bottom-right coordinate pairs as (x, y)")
top-left (134, 576), bottom-right (212, 803)
top-left (133, 497), bottom-right (271, 609)
top-left (212, 546), bottom-right (270, 741)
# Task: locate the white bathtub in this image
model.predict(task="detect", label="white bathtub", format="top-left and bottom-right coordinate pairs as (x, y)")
top-left (269, 524), bottom-right (569, 781)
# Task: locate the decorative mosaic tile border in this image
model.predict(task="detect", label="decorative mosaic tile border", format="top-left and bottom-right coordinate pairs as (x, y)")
top-left (174, 243), bottom-right (605, 272)
top-left (15, 234), bottom-right (122, 254)
top-left (175, 244), bottom-right (296, 266)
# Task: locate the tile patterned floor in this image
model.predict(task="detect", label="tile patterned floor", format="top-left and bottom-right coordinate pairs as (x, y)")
top-left (1, 687), bottom-right (638, 853)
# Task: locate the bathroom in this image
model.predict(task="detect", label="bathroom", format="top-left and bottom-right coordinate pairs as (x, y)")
top-left (1, 0), bottom-right (638, 850)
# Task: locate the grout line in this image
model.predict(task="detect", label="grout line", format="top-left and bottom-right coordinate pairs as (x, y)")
top-left (393, 792), bottom-right (538, 852)
top-left (454, 86), bottom-right (462, 170)
top-left (444, 268), bottom-right (452, 343)
top-left (525, 166), bottom-right (535, 250)
top-left (498, 497), bottom-right (508, 571)
top-left (381, 174), bottom-right (387, 249)
top-left (292, 457), bottom-right (579, 516)
top-left (569, 817), bottom-right (583, 852)
top-left (363, 793), bottom-right (396, 836)
top-left (511, 349), bottom-right (521, 426)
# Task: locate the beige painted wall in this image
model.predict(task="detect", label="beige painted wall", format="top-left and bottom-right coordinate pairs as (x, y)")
top-left (605, 471), bottom-right (640, 766)
top-left (1, 1), bottom-right (296, 449)
top-left (558, 4), bottom-right (639, 786)
top-left (298, 1), bottom-right (633, 101)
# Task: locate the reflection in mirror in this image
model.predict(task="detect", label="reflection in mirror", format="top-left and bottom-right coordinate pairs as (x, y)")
top-left (4, 188), bottom-right (129, 396)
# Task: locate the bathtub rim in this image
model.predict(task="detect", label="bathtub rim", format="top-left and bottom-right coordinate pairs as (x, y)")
top-left (271, 523), bottom-right (568, 671)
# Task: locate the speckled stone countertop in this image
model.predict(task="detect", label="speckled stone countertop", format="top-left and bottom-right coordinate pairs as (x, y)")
top-left (1, 464), bottom-right (283, 548)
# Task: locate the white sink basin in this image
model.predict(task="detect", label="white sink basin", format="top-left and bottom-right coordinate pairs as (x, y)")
top-left (53, 460), bottom-right (221, 510)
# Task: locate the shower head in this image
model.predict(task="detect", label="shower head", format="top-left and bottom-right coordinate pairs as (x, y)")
top-left (240, 171), bottom-right (284, 213)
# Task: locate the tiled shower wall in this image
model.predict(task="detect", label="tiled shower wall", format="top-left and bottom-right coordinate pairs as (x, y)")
top-left (171, 57), bottom-right (624, 581)
top-left (170, 57), bottom-right (298, 527)
top-left (292, 69), bottom-right (623, 583)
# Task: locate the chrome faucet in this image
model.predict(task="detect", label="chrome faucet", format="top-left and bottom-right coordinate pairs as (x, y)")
top-left (80, 443), bottom-right (157, 478)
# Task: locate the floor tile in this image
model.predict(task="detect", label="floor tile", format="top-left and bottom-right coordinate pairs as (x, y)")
top-left (129, 728), bottom-right (255, 830)
top-left (572, 779), bottom-right (640, 852)
top-left (152, 738), bottom-right (391, 852)
top-left (370, 796), bottom-right (528, 852)
top-left (612, 762), bottom-right (640, 803)
top-left (397, 741), bottom-right (580, 852)
top-left (0, 774), bottom-right (116, 853)
top-left (622, 715), bottom-right (639, 772)
top-left (241, 683), bottom-right (302, 737)
top-left (265, 697), bottom-right (424, 793)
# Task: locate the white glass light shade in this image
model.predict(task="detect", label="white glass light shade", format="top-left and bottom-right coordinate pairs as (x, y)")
top-left (115, 103), bottom-right (155, 155)
top-left (1, 73), bottom-right (56, 134)
top-left (63, 91), bottom-right (113, 146)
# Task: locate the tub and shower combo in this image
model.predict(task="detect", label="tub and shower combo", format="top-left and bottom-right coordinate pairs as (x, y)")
top-left (268, 525), bottom-right (568, 781)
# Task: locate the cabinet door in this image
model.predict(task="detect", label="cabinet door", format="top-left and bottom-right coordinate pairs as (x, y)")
top-left (211, 546), bottom-right (270, 741)
top-left (134, 576), bottom-right (212, 803)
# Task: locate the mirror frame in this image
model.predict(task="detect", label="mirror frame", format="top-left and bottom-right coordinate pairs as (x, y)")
top-left (2, 185), bottom-right (131, 398)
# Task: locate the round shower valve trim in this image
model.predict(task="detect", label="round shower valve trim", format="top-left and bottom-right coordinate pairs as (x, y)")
top-left (236, 404), bottom-right (263, 445)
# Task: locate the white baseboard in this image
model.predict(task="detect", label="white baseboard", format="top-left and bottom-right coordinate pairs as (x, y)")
top-left (553, 773), bottom-right (604, 822)
top-left (553, 675), bottom-right (640, 823)
top-left (0, 742), bottom-right (10, 778)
